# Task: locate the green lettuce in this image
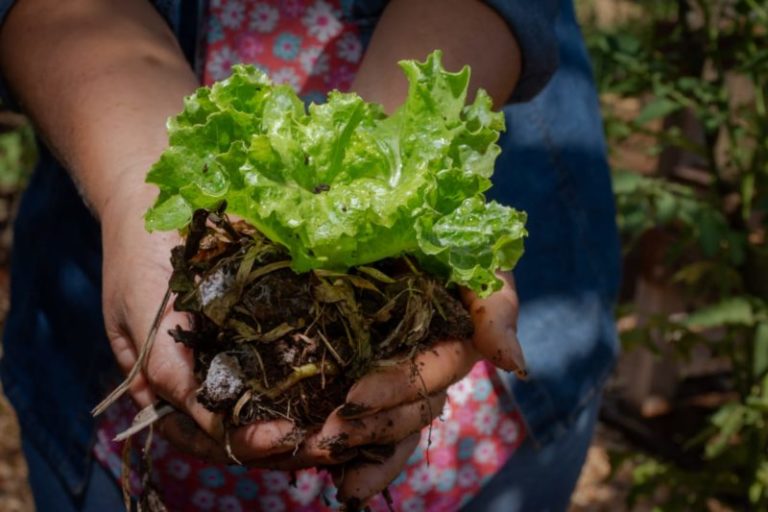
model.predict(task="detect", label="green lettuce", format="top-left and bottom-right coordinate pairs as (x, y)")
top-left (145, 51), bottom-right (526, 296)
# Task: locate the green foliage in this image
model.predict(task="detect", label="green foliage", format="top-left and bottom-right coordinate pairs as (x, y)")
top-left (584, 0), bottom-right (768, 508)
top-left (0, 123), bottom-right (34, 189)
top-left (145, 52), bottom-right (526, 296)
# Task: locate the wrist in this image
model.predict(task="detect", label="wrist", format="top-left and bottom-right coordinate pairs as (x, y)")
top-left (91, 157), bottom-right (161, 224)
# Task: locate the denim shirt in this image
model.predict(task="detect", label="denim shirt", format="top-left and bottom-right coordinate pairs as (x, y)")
top-left (0, 0), bottom-right (620, 497)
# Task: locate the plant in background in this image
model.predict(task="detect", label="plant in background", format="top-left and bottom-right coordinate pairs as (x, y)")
top-left (582, 0), bottom-right (768, 509)
top-left (0, 110), bottom-right (35, 267)
top-left (0, 115), bottom-right (37, 192)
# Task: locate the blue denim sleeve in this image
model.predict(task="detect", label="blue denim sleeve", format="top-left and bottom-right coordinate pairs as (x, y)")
top-left (482, 0), bottom-right (560, 102)
top-left (0, 0), bottom-right (18, 108)
top-left (0, 0), bottom-right (14, 24)
top-left (341, 0), bottom-right (560, 102)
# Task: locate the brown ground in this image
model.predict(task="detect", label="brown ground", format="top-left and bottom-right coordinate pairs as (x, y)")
top-left (0, 264), bottom-right (34, 512)
top-left (0, 391), bottom-right (32, 512)
top-left (570, 424), bottom-right (638, 512)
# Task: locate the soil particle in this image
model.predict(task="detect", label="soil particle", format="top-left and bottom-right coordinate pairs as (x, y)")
top-left (199, 266), bottom-right (236, 307)
top-left (200, 353), bottom-right (245, 406)
top-left (319, 433), bottom-right (354, 460)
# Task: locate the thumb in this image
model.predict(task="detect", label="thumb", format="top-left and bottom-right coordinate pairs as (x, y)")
top-left (461, 272), bottom-right (526, 377)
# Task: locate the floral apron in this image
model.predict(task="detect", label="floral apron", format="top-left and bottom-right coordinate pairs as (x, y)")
top-left (94, 2), bottom-right (526, 510)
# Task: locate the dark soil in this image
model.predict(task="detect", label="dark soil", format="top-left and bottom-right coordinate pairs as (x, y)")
top-left (168, 207), bottom-right (473, 431)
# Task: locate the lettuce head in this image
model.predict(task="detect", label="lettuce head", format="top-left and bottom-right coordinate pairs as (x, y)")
top-left (145, 51), bottom-right (526, 296)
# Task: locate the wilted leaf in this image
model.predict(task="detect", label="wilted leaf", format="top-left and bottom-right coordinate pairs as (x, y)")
top-left (685, 297), bottom-right (755, 329)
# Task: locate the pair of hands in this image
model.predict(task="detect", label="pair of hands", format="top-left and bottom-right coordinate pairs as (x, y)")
top-left (101, 200), bottom-right (525, 503)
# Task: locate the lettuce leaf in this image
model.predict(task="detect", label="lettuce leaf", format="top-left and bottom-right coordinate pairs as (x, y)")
top-left (145, 51), bottom-right (526, 296)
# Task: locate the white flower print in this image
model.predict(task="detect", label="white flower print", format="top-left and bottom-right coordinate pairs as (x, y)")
top-left (402, 496), bottom-right (426, 512)
top-left (270, 67), bottom-right (301, 91)
top-left (192, 489), bottom-right (216, 510)
top-left (471, 377), bottom-right (493, 401)
top-left (302, 1), bottom-right (342, 43)
top-left (409, 464), bottom-right (437, 494)
top-left (457, 464), bottom-right (479, 488)
top-left (258, 495), bottom-right (286, 512)
top-left (261, 470), bottom-right (290, 492)
top-left (220, 2), bottom-right (246, 29)
top-left (442, 419), bottom-right (461, 445)
top-left (217, 495), bottom-right (243, 512)
top-left (473, 403), bottom-right (500, 436)
top-left (249, 3), bottom-right (279, 33)
top-left (326, 64), bottom-right (355, 91)
top-left (283, 0), bottom-right (303, 18)
top-left (499, 417), bottom-right (521, 444)
top-left (425, 422), bottom-right (442, 447)
top-left (473, 439), bottom-right (497, 465)
top-left (236, 33), bottom-right (265, 61)
top-left (447, 378), bottom-right (473, 406)
top-left (336, 32), bottom-right (362, 63)
top-left (150, 435), bottom-right (169, 459)
top-left (441, 399), bottom-right (453, 420)
top-left (418, 428), bottom-right (433, 452)
top-left (207, 45), bottom-right (239, 81)
top-left (287, 471), bottom-right (323, 505)
top-left (436, 468), bottom-right (458, 492)
top-left (165, 458), bottom-right (191, 480)
top-left (299, 46), bottom-right (329, 76)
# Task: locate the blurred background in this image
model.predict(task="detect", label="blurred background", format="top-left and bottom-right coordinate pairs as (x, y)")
top-left (1, 0), bottom-right (766, 510)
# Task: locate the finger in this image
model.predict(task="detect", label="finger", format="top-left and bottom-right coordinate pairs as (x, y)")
top-left (337, 433), bottom-right (421, 505)
top-left (108, 331), bottom-right (157, 408)
top-left (244, 445), bottom-right (359, 471)
top-left (126, 302), bottom-right (299, 460)
top-left (342, 340), bottom-right (477, 414)
top-left (156, 411), bottom-right (230, 464)
top-left (460, 271), bottom-right (526, 375)
top-left (148, 343), bottom-right (299, 460)
top-left (303, 392), bottom-right (446, 462)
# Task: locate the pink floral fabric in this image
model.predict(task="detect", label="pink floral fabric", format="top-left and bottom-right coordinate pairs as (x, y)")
top-left (203, 0), bottom-right (363, 94)
top-left (94, 1), bottom-right (527, 510)
top-left (95, 362), bottom-right (525, 511)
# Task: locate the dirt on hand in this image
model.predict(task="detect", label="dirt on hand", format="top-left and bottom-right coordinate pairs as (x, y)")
top-left (169, 206), bottom-right (474, 431)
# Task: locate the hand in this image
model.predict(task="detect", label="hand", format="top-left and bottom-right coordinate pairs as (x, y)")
top-left (99, 189), bottom-right (320, 466)
top-left (300, 273), bottom-right (524, 504)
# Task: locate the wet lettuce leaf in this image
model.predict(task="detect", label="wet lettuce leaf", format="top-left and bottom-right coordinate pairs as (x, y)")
top-left (145, 51), bottom-right (526, 295)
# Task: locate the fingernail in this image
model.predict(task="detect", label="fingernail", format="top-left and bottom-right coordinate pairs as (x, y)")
top-left (338, 402), bottom-right (373, 420)
top-left (505, 326), bottom-right (527, 374)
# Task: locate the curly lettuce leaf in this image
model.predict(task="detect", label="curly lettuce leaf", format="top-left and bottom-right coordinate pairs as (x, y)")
top-left (145, 51), bottom-right (526, 296)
